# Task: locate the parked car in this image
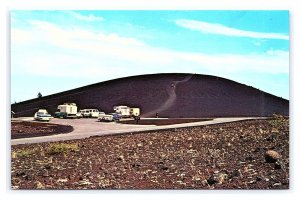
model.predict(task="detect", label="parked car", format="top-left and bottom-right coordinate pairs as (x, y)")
top-left (35, 113), bottom-right (52, 122)
top-left (80, 109), bottom-right (100, 118)
top-left (98, 112), bottom-right (106, 118)
top-left (34, 109), bottom-right (52, 122)
top-left (111, 113), bottom-right (122, 121)
top-left (98, 113), bottom-right (121, 122)
top-left (76, 112), bottom-right (82, 118)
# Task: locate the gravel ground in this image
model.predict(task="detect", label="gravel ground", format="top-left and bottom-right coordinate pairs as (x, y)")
top-left (11, 118), bottom-right (289, 190)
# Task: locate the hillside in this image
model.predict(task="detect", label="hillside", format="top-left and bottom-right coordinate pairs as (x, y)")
top-left (11, 73), bottom-right (289, 118)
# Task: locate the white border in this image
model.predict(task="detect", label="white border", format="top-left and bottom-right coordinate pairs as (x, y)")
top-left (1, 1), bottom-right (298, 200)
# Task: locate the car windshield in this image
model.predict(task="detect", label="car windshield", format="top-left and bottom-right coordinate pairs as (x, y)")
top-left (38, 113), bottom-right (51, 116)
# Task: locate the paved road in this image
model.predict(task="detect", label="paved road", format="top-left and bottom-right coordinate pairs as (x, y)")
top-left (11, 117), bottom-right (260, 145)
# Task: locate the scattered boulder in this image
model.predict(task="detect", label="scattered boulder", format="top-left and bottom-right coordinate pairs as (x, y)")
top-left (256, 176), bottom-right (263, 182)
top-left (35, 181), bottom-right (45, 189)
top-left (15, 171), bottom-right (26, 177)
top-left (78, 180), bottom-right (92, 186)
top-left (131, 163), bottom-right (141, 170)
top-left (265, 150), bottom-right (280, 163)
top-left (160, 165), bottom-right (169, 171)
top-left (38, 169), bottom-right (49, 177)
top-left (245, 155), bottom-right (255, 161)
top-left (271, 128), bottom-right (279, 133)
top-left (117, 155), bottom-right (124, 161)
top-left (265, 134), bottom-right (276, 141)
top-left (273, 182), bottom-right (282, 187)
top-left (231, 169), bottom-right (243, 179)
top-left (274, 160), bottom-right (285, 170)
top-left (201, 180), bottom-right (208, 186)
top-left (44, 164), bottom-right (52, 170)
top-left (207, 172), bottom-right (227, 185)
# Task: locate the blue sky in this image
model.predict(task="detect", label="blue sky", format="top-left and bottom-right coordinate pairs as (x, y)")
top-left (11, 10), bottom-right (289, 102)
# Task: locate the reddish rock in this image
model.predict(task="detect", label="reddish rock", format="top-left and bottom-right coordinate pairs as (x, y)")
top-left (265, 150), bottom-right (281, 163)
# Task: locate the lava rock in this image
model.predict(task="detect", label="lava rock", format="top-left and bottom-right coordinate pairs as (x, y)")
top-left (245, 155), bottom-right (255, 161)
top-left (207, 173), bottom-right (227, 185)
top-left (265, 150), bottom-right (280, 163)
top-left (15, 171), bottom-right (26, 177)
top-left (42, 170), bottom-right (49, 177)
top-left (131, 163), bottom-right (141, 170)
top-left (44, 164), bottom-right (52, 170)
top-left (256, 176), bottom-right (263, 182)
top-left (265, 134), bottom-right (276, 141)
top-left (231, 169), bottom-right (243, 178)
top-left (160, 165), bottom-right (169, 171)
top-left (274, 160), bottom-right (285, 170)
top-left (36, 181), bottom-right (45, 189)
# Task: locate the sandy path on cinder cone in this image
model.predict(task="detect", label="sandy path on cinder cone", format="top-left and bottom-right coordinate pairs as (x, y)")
top-left (143, 74), bottom-right (194, 117)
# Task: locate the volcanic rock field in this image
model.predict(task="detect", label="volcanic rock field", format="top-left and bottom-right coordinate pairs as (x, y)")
top-left (11, 117), bottom-right (289, 189)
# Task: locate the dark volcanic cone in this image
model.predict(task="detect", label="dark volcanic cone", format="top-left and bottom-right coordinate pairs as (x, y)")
top-left (11, 73), bottom-right (288, 118)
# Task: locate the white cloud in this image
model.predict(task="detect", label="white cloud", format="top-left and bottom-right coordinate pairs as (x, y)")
top-left (11, 20), bottom-right (289, 82)
top-left (175, 19), bottom-right (289, 40)
top-left (67, 11), bottom-right (104, 22)
top-left (11, 29), bottom-right (33, 43)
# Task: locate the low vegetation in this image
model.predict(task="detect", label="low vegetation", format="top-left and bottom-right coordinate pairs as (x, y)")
top-left (47, 143), bottom-right (80, 155)
top-left (269, 113), bottom-right (289, 131)
top-left (12, 149), bottom-right (34, 158)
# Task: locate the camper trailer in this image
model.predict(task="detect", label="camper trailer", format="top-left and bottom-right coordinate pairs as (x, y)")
top-left (113, 105), bottom-right (131, 118)
top-left (130, 108), bottom-right (140, 117)
top-left (55, 103), bottom-right (78, 118)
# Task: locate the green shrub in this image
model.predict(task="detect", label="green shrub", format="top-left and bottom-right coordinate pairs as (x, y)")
top-left (269, 113), bottom-right (288, 130)
top-left (12, 149), bottom-right (33, 158)
top-left (47, 143), bottom-right (79, 155)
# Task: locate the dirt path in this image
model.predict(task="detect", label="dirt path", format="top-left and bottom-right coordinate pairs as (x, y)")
top-left (143, 74), bottom-right (194, 117)
top-left (11, 117), bottom-right (261, 145)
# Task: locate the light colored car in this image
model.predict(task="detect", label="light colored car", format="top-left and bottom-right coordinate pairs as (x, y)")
top-left (98, 112), bottom-right (105, 118)
top-left (76, 112), bottom-right (82, 118)
top-left (35, 113), bottom-right (52, 121)
top-left (80, 109), bottom-right (100, 118)
top-left (98, 112), bottom-right (121, 122)
top-left (34, 109), bottom-right (52, 122)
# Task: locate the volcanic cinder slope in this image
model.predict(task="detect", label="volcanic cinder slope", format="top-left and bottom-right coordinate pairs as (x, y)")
top-left (11, 73), bottom-right (289, 118)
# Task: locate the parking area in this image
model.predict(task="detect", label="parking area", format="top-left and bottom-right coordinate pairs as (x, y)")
top-left (11, 118), bottom-right (155, 145)
top-left (48, 118), bottom-right (156, 134)
top-left (11, 117), bottom-right (259, 145)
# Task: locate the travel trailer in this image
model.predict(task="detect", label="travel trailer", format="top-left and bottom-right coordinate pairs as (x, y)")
top-left (113, 105), bottom-right (131, 118)
top-left (54, 103), bottom-right (78, 118)
top-left (130, 108), bottom-right (140, 117)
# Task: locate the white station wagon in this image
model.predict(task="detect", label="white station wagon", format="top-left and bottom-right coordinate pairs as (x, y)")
top-left (80, 109), bottom-right (100, 118)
